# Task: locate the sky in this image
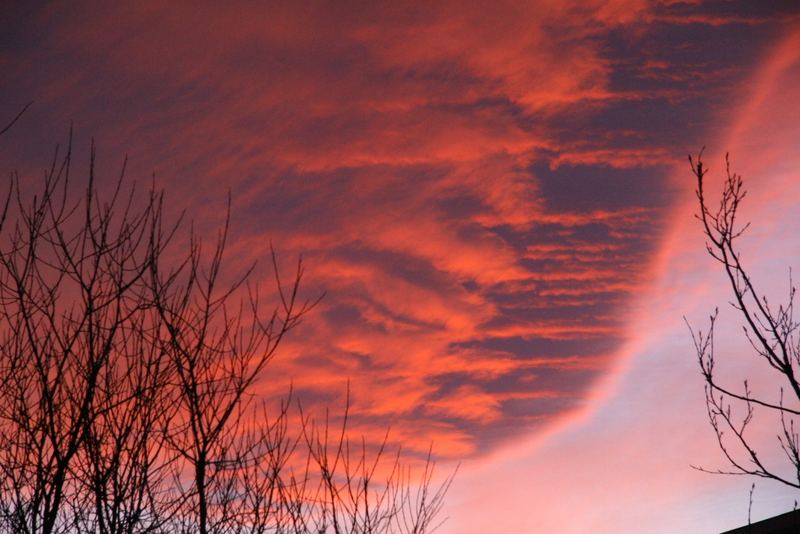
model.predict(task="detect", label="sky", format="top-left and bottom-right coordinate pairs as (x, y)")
top-left (1, 1), bottom-right (800, 532)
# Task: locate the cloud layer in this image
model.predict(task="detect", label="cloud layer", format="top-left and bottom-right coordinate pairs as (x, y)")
top-left (1, 0), bottom-right (795, 464)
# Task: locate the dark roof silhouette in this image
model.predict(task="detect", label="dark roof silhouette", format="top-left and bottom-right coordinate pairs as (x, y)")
top-left (722, 509), bottom-right (800, 534)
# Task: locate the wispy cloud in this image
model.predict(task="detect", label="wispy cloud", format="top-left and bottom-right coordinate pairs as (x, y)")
top-left (0, 0), bottom-right (789, 464)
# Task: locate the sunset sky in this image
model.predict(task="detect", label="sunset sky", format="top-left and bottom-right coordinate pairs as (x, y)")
top-left (2, 2), bottom-right (800, 532)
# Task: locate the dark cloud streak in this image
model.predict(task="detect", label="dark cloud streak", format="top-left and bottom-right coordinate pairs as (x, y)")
top-left (0, 0), bottom-right (790, 458)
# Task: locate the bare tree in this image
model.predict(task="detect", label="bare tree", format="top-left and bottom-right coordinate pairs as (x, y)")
top-left (688, 150), bottom-right (800, 489)
top-left (0, 131), bottom-right (453, 533)
top-left (148, 200), bottom-right (313, 533)
top-left (0, 136), bottom-right (174, 533)
top-left (220, 389), bottom-right (454, 534)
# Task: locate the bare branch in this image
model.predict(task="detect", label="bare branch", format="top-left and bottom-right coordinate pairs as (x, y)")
top-left (689, 150), bottom-right (800, 491)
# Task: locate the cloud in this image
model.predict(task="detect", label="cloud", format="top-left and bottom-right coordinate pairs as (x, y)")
top-left (441, 23), bottom-right (800, 532)
top-left (0, 0), bottom-right (788, 461)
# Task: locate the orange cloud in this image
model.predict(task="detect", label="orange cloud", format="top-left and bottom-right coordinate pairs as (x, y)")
top-left (1, 0), bottom-right (786, 465)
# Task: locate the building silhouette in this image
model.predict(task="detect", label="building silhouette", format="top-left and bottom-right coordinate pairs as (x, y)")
top-left (722, 509), bottom-right (800, 534)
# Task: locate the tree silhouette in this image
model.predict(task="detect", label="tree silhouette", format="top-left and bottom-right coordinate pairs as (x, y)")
top-left (689, 150), bottom-right (800, 489)
top-left (0, 129), bottom-right (452, 533)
